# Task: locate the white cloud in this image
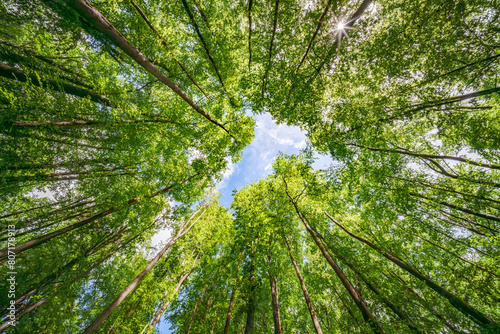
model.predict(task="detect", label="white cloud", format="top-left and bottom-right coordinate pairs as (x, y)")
top-left (217, 157), bottom-right (239, 190)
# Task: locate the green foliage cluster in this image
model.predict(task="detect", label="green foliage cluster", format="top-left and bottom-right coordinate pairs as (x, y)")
top-left (0, 0), bottom-right (499, 333)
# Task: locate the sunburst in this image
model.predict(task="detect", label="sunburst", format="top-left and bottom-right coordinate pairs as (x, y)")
top-left (331, 15), bottom-right (357, 53)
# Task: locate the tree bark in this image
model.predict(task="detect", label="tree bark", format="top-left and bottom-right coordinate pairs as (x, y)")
top-left (269, 274), bottom-right (283, 334)
top-left (295, 0), bottom-right (333, 73)
top-left (283, 179), bottom-right (385, 334)
top-left (180, 0), bottom-right (233, 106)
top-left (0, 62), bottom-right (109, 104)
top-left (321, 238), bottom-right (423, 334)
top-left (82, 206), bottom-right (207, 333)
top-left (224, 250), bottom-right (245, 334)
top-left (0, 173), bottom-right (198, 261)
top-left (186, 283), bottom-right (209, 334)
top-left (149, 265), bottom-right (197, 329)
top-left (261, 0), bottom-right (279, 94)
top-left (325, 211), bottom-right (499, 329)
top-left (283, 234), bottom-right (323, 334)
top-left (61, 0), bottom-right (233, 138)
top-left (349, 143), bottom-right (500, 170)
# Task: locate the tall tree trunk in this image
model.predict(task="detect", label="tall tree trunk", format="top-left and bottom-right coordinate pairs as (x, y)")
top-left (321, 237), bottom-right (423, 334)
top-left (129, 0), bottom-right (209, 98)
top-left (180, 0), bottom-right (233, 106)
top-left (60, 0), bottom-right (232, 137)
top-left (283, 179), bottom-right (385, 334)
top-left (0, 62), bottom-right (109, 104)
top-left (295, 0), bottom-right (333, 73)
top-left (348, 143), bottom-right (500, 170)
top-left (269, 274), bottom-right (283, 334)
top-left (0, 173), bottom-right (198, 261)
top-left (283, 234), bottom-right (323, 334)
top-left (149, 259), bottom-right (199, 329)
top-left (224, 250), bottom-right (245, 334)
top-left (261, 0), bottom-right (279, 94)
top-left (82, 205), bottom-right (207, 334)
top-left (324, 211), bottom-right (499, 329)
top-left (186, 283), bottom-right (209, 334)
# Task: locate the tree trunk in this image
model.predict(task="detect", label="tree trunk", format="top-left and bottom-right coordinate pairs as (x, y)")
top-left (0, 173), bottom-right (198, 261)
top-left (224, 250), bottom-right (245, 334)
top-left (244, 248), bottom-right (257, 334)
top-left (82, 206), bottom-right (207, 334)
top-left (149, 266), bottom-right (196, 329)
top-left (283, 234), bottom-right (323, 334)
top-left (269, 274), bottom-right (283, 334)
top-left (0, 62), bottom-right (109, 104)
top-left (322, 239), bottom-right (423, 334)
top-left (325, 211), bottom-right (499, 329)
top-left (180, 0), bottom-right (233, 105)
top-left (186, 282), bottom-right (209, 334)
top-left (296, 0), bottom-right (333, 73)
top-left (60, 0), bottom-right (232, 137)
top-left (283, 180), bottom-right (385, 334)
top-left (129, 0), bottom-right (208, 98)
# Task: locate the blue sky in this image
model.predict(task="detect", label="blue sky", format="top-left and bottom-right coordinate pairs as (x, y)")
top-left (157, 112), bottom-right (332, 333)
top-left (217, 112), bottom-right (333, 208)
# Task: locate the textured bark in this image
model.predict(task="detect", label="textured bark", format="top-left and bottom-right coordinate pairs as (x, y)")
top-left (283, 235), bottom-right (323, 334)
top-left (62, 0), bottom-right (233, 137)
top-left (283, 180), bottom-right (385, 334)
top-left (325, 211), bottom-right (499, 329)
top-left (323, 240), bottom-right (423, 334)
top-left (82, 206), bottom-right (206, 333)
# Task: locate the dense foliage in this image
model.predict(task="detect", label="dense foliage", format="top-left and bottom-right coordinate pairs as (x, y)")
top-left (1, 0), bottom-right (499, 333)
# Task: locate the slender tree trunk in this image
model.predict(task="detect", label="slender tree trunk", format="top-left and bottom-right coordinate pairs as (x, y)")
top-left (60, 0), bottom-right (232, 137)
top-left (261, 0), bottom-right (279, 94)
top-left (8, 119), bottom-right (189, 128)
top-left (129, 0), bottom-right (209, 98)
top-left (244, 247), bottom-right (257, 334)
top-left (82, 205), bottom-right (207, 333)
top-left (180, 0), bottom-right (234, 106)
top-left (322, 239), bottom-right (423, 334)
top-left (0, 173), bottom-right (198, 261)
top-left (390, 272), bottom-right (468, 334)
top-left (349, 143), bottom-right (500, 170)
top-left (296, 0), bottom-right (333, 73)
top-left (210, 306), bottom-right (220, 334)
top-left (186, 283), bottom-right (209, 334)
top-left (325, 211), bottom-right (499, 329)
top-left (269, 274), bottom-right (282, 334)
top-left (283, 235), bottom-right (323, 334)
top-left (247, 0), bottom-right (253, 70)
top-left (283, 179), bottom-right (385, 334)
top-left (224, 250), bottom-right (245, 334)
